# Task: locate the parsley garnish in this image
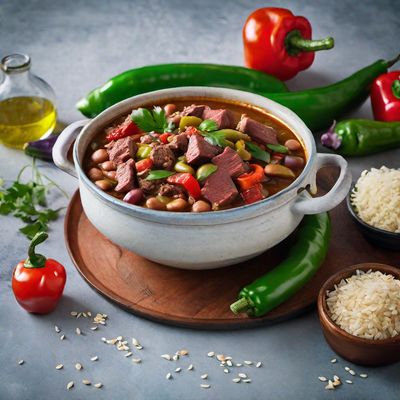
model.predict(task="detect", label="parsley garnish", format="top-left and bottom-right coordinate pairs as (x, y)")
top-left (246, 142), bottom-right (271, 163)
top-left (198, 119), bottom-right (218, 132)
top-left (131, 106), bottom-right (174, 133)
top-left (0, 161), bottom-right (67, 239)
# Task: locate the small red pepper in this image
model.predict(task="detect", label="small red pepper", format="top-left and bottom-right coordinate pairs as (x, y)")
top-left (106, 119), bottom-right (140, 141)
top-left (167, 172), bottom-right (201, 200)
top-left (12, 232), bottom-right (66, 314)
top-left (159, 132), bottom-right (172, 144)
top-left (237, 164), bottom-right (265, 191)
top-left (136, 158), bottom-right (153, 173)
top-left (371, 71), bottom-right (400, 122)
top-left (241, 183), bottom-right (265, 205)
top-left (243, 8), bottom-right (334, 80)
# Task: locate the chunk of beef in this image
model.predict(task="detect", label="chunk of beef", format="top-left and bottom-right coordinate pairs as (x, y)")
top-left (185, 134), bottom-right (221, 165)
top-left (181, 104), bottom-right (208, 118)
top-left (140, 134), bottom-right (154, 144)
top-left (150, 144), bottom-right (176, 170)
top-left (115, 159), bottom-right (136, 193)
top-left (237, 116), bottom-right (278, 144)
top-left (202, 108), bottom-right (235, 129)
top-left (168, 133), bottom-right (189, 153)
top-left (158, 183), bottom-right (186, 199)
top-left (137, 171), bottom-right (163, 195)
top-left (212, 147), bottom-right (248, 178)
top-left (201, 169), bottom-right (238, 208)
top-left (107, 136), bottom-right (137, 165)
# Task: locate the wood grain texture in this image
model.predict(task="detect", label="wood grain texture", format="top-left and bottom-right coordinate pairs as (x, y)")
top-left (64, 168), bottom-right (400, 329)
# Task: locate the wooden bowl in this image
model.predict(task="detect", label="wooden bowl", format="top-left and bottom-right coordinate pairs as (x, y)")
top-left (317, 263), bottom-right (400, 366)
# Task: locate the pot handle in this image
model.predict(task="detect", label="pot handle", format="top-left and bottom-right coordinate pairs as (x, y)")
top-left (52, 120), bottom-right (88, 178)
top-left (292, 153), bottom-right (352, 215)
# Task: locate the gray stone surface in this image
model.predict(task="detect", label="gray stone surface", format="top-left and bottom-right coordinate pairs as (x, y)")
top-left (0, 0), bottom-right (399, 399)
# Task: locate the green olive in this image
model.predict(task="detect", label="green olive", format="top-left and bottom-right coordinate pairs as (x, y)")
top-left (174, 161), bottom-right (195, 175)
top-left (237, 148), bottom-right (252, 161)
top-left (179, 116), bottom-right (203, 130)
top-left (136, 144), bottom-right (152, 159)
top-left (215, 129), bottom-right (250, 142)
top-left (196, 163), bottom-right (218, 181)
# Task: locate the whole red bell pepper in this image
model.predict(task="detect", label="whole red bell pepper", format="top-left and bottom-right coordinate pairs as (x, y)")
top-left (167, 172), bottom-right (201, 200)
top-left (243, 7), bottom-right (334, 81)
top-left (12, 232), bottom-right (66, 314)
top-left (371, 71), bottom-right (400, 122)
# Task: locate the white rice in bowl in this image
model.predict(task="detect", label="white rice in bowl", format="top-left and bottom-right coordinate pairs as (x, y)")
top-left (326, 269), bottom-right (400, 340)
top-left (350, 166), bottom-right (400, 233)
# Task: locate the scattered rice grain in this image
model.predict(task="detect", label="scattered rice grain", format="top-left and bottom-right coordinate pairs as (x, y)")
top-left (82, 379), bottom-right (91, 385)
top-left (66, 381), bottom-right (74, 390)
top-left (18, 360), bottom-right (24, 365)
top-left (201, 374), bottom-right (208, 380)
top-left (94, 383), bottom-right (103, 388)
top-left (200, 384), bottom-right (210, 389)
top-left (56, 364), bottom-right (63, 370)
top-left (166, 373), bottom-right (172, 380)
top-left (207, 351), bottom-right (215, 357)
top-left (360, 373), bottom-right (368, 378)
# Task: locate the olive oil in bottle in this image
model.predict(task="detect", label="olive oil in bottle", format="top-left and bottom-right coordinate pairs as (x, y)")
top-left (0, 54), bottom-right (56, 149)
top-left (0, 96), bottom-right (56, 148)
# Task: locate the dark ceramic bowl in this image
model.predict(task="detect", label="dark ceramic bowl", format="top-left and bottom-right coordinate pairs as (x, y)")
top-left (346, 189), bottom-right (400, 250)
top-left (318, 263), bottom-right (400, 366)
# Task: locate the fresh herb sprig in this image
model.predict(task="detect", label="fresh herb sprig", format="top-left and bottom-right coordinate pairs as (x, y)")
top-left (131, 106), bottom-right (174, 133)
top-left (0, 161), bottom-right (67, 239)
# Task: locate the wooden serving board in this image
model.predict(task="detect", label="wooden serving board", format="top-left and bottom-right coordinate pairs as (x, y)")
top-left (64, 168), bottom-right (400, 329)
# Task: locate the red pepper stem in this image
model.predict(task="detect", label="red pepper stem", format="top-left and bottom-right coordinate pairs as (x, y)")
top-left (286, 30), bottom-right (334, 56)
top-left (24, 232), bottom-right (48, 268)
top-left (230, 297), bottom-right (253, 314)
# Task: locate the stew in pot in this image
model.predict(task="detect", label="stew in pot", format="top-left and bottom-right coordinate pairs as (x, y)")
top-left (84, 98), bottom-right (306, 212)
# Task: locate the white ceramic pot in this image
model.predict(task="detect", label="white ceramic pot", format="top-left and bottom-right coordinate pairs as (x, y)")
top-left (53, 87), bottom-right (351, 270)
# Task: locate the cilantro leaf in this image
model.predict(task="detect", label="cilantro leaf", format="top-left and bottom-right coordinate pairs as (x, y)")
top-left (201, 131), bottom-right (228, 148)
top-left (198, 119), bottom-right (218, 132)
top-left (246, 142), bottom-right (271, 163)
top-left (145, 170), bottom-right (175, 181)
top-left (131, 106), bottom-right (171, 133)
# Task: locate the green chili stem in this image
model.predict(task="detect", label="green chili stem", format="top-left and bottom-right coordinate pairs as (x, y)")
top-left (386, 54), bottom-right (400, 68)
top-left (286, 30), bottom-right (334, 55)
top-left (24, 232), bottom-right (48, 268)
top-left (230, 297), bottom-right (253, 314)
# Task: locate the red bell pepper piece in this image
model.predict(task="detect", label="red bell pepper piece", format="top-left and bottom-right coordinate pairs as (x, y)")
top-left (371, 71), bottom-right (400, 122)
top-left (237, 164), bottom-right (265, 191)
top-left (241, 183), bottom-right (265, 205)
top-left (159, 133), bottom-right (172, 144)
top-left (136, 158), bottom-right (153, 173)
top-left (12, 232), bottom-right (66, 314)
top-left (167, 173), bottom-right (201, 200)
top-left (106, 119), bottom-right (140, 141)
top-left (185, 126), bottom-right (199, 136)
top-left (243, 8), bottom-right (334, 81)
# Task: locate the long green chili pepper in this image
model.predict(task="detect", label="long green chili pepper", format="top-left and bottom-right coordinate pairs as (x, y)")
top-left (267, 55), bottom-right (400, 131)
top-left (321, 119), bottom-right (400, 156)
top-left (230, 213), bottom-right (331, 317)
top-left (76, 63), bottom-right (288, 118)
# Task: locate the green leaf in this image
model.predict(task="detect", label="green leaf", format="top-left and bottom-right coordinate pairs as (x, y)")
top-left (145, 170), bottom-right (175, 181)
top-left (131, 106), bottom-right (170, 133)
top-left (201, 131), bottom-right (228, 148)
top-left (246, 142), bottom-right (271, 163)
top-left (266, 143), bottom-right (289, 154)
top-left (198, 119), bottom-right (218, 132)
top-left (0, 161), bottom-right (65, 239)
